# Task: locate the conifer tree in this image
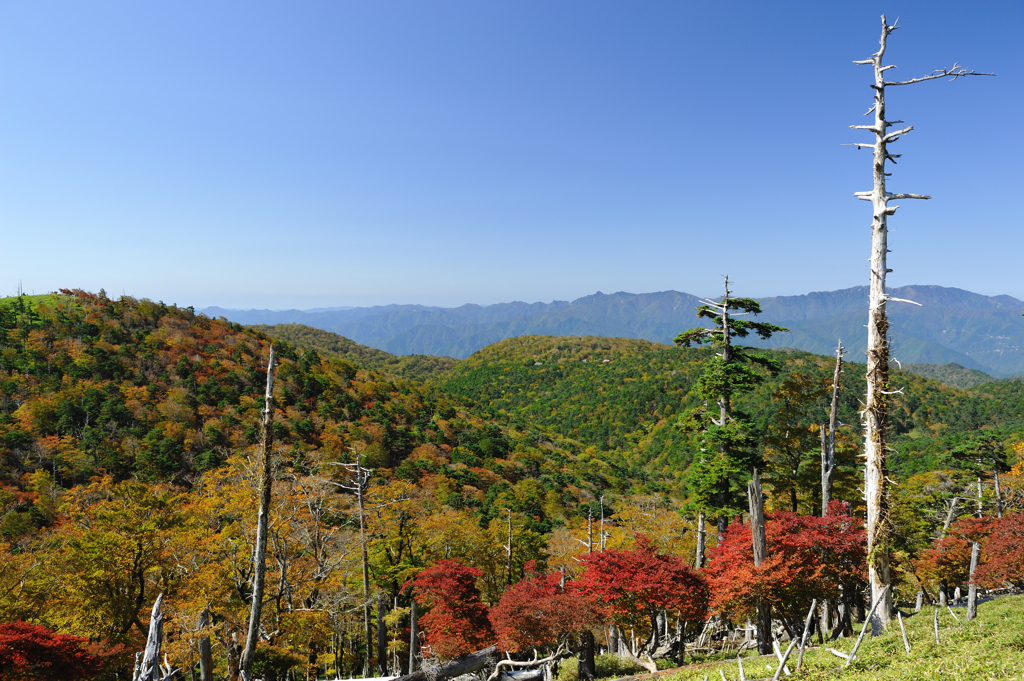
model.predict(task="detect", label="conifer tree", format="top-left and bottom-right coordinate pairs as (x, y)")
top-left (675, 277), bottom-right (786, 535)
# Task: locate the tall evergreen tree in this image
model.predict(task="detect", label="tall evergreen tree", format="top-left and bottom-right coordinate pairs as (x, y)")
top-left (674, 277), bottom-right (786, 534)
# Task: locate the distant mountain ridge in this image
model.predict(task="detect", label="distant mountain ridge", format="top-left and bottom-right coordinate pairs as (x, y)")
top-left (202, 285), bottom-right (1024, 376)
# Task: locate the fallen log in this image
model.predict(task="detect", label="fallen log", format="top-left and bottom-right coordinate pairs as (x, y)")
top-left (391, 646), bottom-right (497, 681)
top-left (486, 645), bottom-right (571, 681)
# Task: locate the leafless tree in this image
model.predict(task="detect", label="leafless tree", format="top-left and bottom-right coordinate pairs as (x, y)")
top-left (849, 15), bottom-right (991, 633)
top-left (821, 341), bottom-right (843, 515)
top-left (240, 347), bottom-right (278, 680)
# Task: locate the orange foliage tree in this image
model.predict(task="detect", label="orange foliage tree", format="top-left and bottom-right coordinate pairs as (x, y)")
top-left (706, 502), bottom-right (864, 635)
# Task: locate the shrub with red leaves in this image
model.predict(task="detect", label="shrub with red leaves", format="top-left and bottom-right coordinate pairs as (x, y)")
top-left (411, 559), bottom-right (493, 659)
top-left (489, 564), bottom-right (603, 653)
top-left (974, 512), bottom-right (1024, 588)
top-left (0, 621), bottom-right (105, 680)
top-left (919, 512), bottom-right (1024, 590)
top-left (574, 535), bottom-right (708, 640)
top-left (706, 501), bottom-right (865, 628)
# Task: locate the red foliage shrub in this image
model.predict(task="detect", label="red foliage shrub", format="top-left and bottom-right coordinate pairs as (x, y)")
top-left (0, 621), bottom-right (105, 680)
top-left (975, 511), bottom-right (1024, 588)
top-left (921, 512), bottom-right (1024, 589)
top-left (489, 564), bottom-right (602, 653)
top-left (412, 559), bottom-right (493, 659)
top-left (706, 502), bottom-right (865, 625)
top-left (574, 535), bottom-right (708, 637)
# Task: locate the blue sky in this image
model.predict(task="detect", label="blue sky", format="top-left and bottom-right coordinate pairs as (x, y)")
top-left (1, 1), bottom-right (1021, 309)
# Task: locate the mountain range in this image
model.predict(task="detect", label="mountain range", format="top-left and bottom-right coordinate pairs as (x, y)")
top-left (202, 285), bottom-right (1024, 376)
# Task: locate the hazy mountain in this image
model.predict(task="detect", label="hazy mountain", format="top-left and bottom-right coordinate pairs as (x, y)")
top-left (202, 285), bottom-right (1024, 375)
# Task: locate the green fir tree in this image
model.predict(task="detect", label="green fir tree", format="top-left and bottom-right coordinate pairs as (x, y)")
top-left (675, 276), bottom-right (787, 531)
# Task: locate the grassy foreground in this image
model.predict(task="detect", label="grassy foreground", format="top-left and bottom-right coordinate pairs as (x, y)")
top-left (656, 595), bottom-right (1024, 680)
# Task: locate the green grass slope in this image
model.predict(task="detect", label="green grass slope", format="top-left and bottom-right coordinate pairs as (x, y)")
top-left (664, 595), bottom-right (1024, 680)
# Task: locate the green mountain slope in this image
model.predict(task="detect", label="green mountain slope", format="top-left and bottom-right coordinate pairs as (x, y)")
top-left (252, 323), bottom-right (458, 381)
top-left (901, 363), bottom-right (994, 389)
top-left (433, 335), bottom-right (1024, 485)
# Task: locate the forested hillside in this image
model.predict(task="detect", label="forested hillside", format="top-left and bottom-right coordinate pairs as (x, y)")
top-left (2, 292), bottom-right (1022, 680)
top-left (433, 335), bottom-right (1024, 502)
top-left (250, 323), bottom-right (458, 382)
top-left (0, 291), bottom-right (682, 677)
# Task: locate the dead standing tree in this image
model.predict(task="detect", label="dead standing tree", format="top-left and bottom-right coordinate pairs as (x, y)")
top-left (334, 456), bottom-right (375, 676)
top-left (821, 341), bottom-right (843, 514)
top-left (849, 15), bottom-right (991, 633)
top-left (747, 468), bottom-right (770, 656)
top-left (240, 346), bottom-right (278, 681)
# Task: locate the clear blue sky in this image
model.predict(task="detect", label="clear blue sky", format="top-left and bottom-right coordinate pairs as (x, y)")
top-left (2, 1), bottom-right (1020, 309)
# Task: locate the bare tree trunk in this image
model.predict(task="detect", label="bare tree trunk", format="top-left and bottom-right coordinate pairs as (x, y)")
top-left (240, 347), bottom-right (277, 680)
top-left (351, 461), bottom-right (372, 677)
top-left (695, 511), bottom-right (706, 569)
top-left (586, 507), bottom-right (593, 553)
top-left (408, 600), bottom-right (418, 673)
top-left (577, 631), bottom-right (596, 681)
top-left (748, 468), bottom-right (770, 655)
top-left (994, 468), bottom-right (1003, 518)
top-left (226, 631), bottom-right (241, 681)
top-left (822, 342), bottom-right (843, 515)
top-left (942, 497), bottom-right (960, 538)
top-left (853, 14), bottom-right (990, 638)
top-left (136, 594), bottom-right (165, 681)
top-left (967, 477), bottom-right (983, 621)
top-left (377, 593), bottom-right (388, 675)
top-left (608, 625), bottom-right (619, 657)
top-left (676, 619), bottom-right (686, 666)
top-left (198, 608), bottom-right (213, 681)
top-left (505, 508), bottom-right (513, 585)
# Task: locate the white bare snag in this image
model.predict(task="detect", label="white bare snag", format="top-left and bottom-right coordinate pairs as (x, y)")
top-left (240, 346), bottom-right (277, 681)
top-left (850, 15), bottom-right (991, 633)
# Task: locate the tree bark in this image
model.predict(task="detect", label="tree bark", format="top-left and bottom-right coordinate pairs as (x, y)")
top-left (505, 508), bottom-right (514, 585)
top-left (614, 627), bottom-right (657, 674)
top-left (822, 341), bottom-right (843, 515)
top-left (994, 468), bottom-right (1003, 518)
top-left (854, 14), bottom-right (990, 637)
top-left (695, 511), bottom-right (706, 569)
top-left (577, 631), bottom-right (596, 681)
top-left (860, 22), bottom-right (896, 633)
top-left (747, 468), bottom-right (770, 655)
top-left (408, 600), bottom-right (418, 673)
top-left (967, 477), bottom-right (983, 621)
top-left (136, 594), bottom-right (164, 681)
top-left (377, 593), bottom-right (388, 675)
top-left (198, 607), bottom-right (213, 681)
top-left (353, 461), bottom-right (372, 677)
top-left (240, 346), bottom-right (277, 680)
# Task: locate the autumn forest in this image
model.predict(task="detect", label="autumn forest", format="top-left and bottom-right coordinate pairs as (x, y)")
top-left (0, 287), bottom-right (1022, 680)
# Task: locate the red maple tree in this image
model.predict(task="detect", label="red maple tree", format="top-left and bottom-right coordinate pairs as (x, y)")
top-left (489, 563), bottom-right (603, 654)
top-left (0, 622), bottom-right (105, 681)
top-left (920, 512), bottom-right (1024, 590)
top-left (974, 511), bottom-right (1024, 588)
top-left (706, 502), bottom-right (865, 630)
top-left (411, 559), bottom-right (493, 659)
top-left (574, 535), bottom-right (708, 640)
